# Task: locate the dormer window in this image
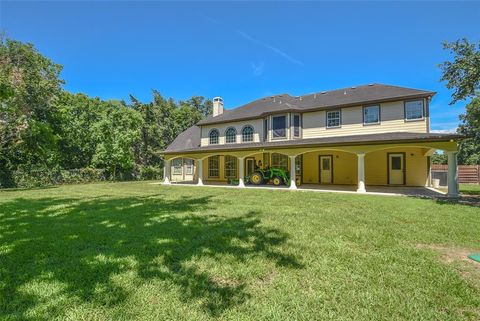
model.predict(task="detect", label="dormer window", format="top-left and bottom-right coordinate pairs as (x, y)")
top-left (209, 129), bottom-right (219, 145)
top-left (225, 127), bottom-right (237, 143)
top-left (242, 125), bottom-right (254, 142)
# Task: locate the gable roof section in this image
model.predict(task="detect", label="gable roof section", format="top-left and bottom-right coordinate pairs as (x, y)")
top-left (197, 83), bottom-right (435, 126)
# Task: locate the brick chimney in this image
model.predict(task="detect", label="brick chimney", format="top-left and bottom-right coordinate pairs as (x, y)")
top-left (213, 97), bottom-right (224, 117)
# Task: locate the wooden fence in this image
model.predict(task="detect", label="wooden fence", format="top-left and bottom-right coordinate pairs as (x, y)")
top-left (431, 164), bottom-right (480, 184)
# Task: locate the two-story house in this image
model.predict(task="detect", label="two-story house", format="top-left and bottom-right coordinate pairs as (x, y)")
top-left (161, 84), bottom-right (462, 196)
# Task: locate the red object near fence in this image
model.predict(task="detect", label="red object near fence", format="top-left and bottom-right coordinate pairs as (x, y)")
top-left (431, 164), bottom-right (480, 183)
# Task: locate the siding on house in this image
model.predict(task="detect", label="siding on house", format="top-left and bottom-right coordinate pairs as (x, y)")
top-left (200, 99), bottom-right (428, 146)
top-left (302, 100), bottom-right (427, 139)
top-left (200, 118), bottom-right (264, 147)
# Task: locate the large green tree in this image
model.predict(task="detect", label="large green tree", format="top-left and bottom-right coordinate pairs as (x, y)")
top-left (0, 37), bottom-right (64, 186)
top-left (91, 101), bottom-right (141, 179)
top-left (440, 38), bottom-right (480, 164)
top-left (55, 92), bottom-right (103, 169)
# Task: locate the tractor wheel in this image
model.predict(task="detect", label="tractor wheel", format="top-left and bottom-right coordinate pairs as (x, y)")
top-left (249, 172), bottom-right (264, 185)
top-left (272, 176), bottom-right (283, 186)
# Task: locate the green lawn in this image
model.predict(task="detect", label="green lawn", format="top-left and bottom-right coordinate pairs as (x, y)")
top-left (1, 182), bottom-right (479, 321)
top-left (461, 183), bottom-right (480, 195)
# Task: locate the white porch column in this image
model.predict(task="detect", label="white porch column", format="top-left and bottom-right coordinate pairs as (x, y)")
top-left (163, 159), bottom-right (171, 185)
top-left (197, 159), bottom-right (203, 186)
top-left (447, 151), bottom-right (459, 197)
top-left (238, 157), bottom-right (245, 188)
top-left (356, 153), bottom-right (366, 193)
top-left (289, 155), bottom-right (297, 189)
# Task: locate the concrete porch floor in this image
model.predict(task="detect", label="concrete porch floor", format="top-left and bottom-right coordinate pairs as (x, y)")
top-left (160, 181), bottom-right (446, 198)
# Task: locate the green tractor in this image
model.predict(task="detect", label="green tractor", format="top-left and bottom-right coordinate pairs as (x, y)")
top-left (248, 167), bottom-right (290, 186)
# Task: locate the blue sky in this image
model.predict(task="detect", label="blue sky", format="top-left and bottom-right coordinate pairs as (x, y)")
top-left (1, 1), bottom-right (479, 132)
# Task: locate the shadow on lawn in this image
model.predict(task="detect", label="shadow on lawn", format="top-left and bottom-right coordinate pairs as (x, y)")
top-left (0, 194), bottom-right (302, 319)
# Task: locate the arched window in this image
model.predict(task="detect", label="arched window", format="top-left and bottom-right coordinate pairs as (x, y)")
top-left (209, 129), bottom-right (219, 145)
top-left (225, 127), bottom-right (237, 144)
top-left (242, 125), bottom-right (254, 142)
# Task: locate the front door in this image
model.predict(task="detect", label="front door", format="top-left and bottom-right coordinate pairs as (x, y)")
top-left (319, 155), bottom-right (333, 184)
top-left (388, 153), bottom-right (405, 185)
top-left (246, 158), bottom-right (256, 177)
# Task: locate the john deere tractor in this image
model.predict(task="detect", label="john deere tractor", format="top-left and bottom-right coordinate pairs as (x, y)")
top-left (249, 167), bottom-right (290, 186)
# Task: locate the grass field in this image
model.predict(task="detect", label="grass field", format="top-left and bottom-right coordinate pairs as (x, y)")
top-left (461, 183), bottom-right (480, 195)
top-left (1, 182), bottom-right (479, 321)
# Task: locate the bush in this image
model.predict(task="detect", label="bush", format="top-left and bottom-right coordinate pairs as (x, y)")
top-left (12, 169), bottom-right (59, 188)
top-left (60, 168), bottom-right (106, 184)
top-left (139, 166), bottom-right (163, 180)
top-left (8, 166), bottom-right (162, 189)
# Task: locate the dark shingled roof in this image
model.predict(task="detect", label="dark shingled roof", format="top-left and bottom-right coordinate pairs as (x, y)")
top-left (197, 83), bottom-right (435, 126)
top-left (163, 132), bottom-right (462, 155)
top-left (165, 125), bottom-right (201, 152)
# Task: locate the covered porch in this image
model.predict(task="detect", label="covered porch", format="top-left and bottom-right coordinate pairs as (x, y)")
top-left (162, 137), bottom-right (461, 197)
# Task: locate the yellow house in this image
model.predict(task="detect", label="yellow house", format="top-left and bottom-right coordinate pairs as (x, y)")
top-left (161, 84), bottom-right (462, 196)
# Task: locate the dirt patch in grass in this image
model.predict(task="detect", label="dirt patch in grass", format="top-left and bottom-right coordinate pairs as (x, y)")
top-left (417, 244), bottom-right (480, 288)
top-left (252, 270), bottom-right (277, 289)
top-left (210, 275), bottom-right (241, 288)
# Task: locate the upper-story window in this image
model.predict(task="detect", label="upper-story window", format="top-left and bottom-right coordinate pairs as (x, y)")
top-left (225, 127), bottom-right (237, 143)
top-left (209, 129), bottom-right (219, 145)
top-left (292, 114), bottom-right (301, 138)
top-left (326, 110), bottom-right (341, 128)
top-left (272, 115), bottom-right (287, 139)
top-left (363, 105), bottom-right (380, 125)
top-left (263, 118), bottom-right (269, 141)
top-left (405, 100), bottom-right (424, 121)
top-left (242, 125), bottom-right (254, 142)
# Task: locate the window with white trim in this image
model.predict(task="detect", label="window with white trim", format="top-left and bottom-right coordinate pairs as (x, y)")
top-left (405, 100), bottom-right (424, 120)
top-left (209, 129), bottom-right (219, 145)
top-left (224, 155), bottom-right (237, 178)
top-left (172, 158), bottom-right (183, 175)
top-left (271, 153), bottom-right (288, 171)
top-left (225, 127), bottom-right (236, 143)
top-left (242, 125), bottom-right (254, 142)
top-left (272, 115), bottom-right (287, 138)
top-left (208, 156), bottom-right (219, 178)
top-left (326, 110), bottom-right (341, 128)
top-left (363, 105), bottom-right (380, 124)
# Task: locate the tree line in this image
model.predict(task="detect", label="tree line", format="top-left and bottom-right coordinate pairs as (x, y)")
top-left (0, 37), bottom-right (211, 187)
